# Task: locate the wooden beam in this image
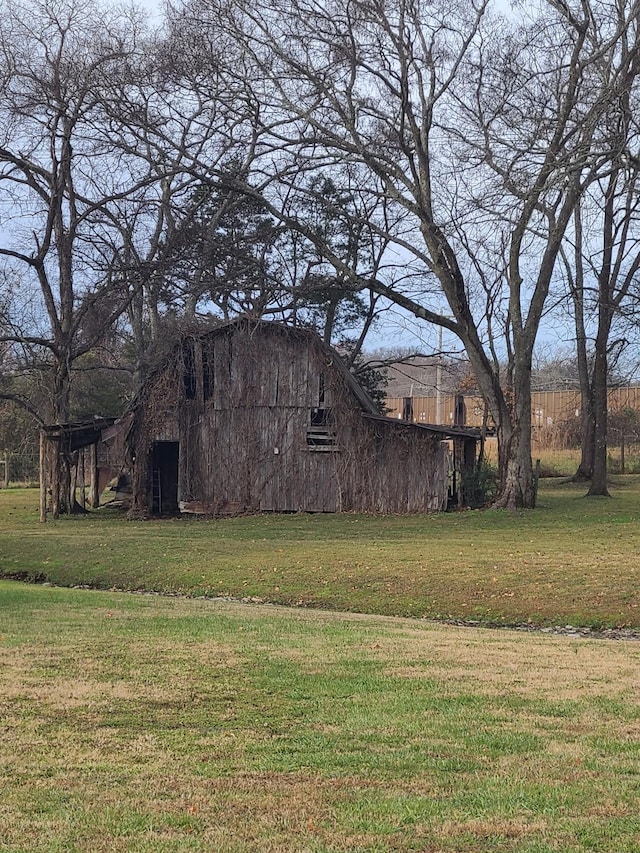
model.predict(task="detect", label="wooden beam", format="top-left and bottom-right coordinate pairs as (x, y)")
top-left (39, 429), bottom-right (47, 523)
top-left (79, 448), bottom-right (86, 510)
top-left (89, 443), bottom-right (99, 508)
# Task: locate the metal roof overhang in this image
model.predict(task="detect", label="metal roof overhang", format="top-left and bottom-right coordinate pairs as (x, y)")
top-left (362, 413), bottom-right (485, 441)
top-left (42, 418), bottom-right (116, 452)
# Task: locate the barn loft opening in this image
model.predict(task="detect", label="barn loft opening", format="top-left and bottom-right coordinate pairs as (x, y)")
top-left (307, 370), bottom-right (336, 449)
top-left (307, 406), bottom-right (336, 449)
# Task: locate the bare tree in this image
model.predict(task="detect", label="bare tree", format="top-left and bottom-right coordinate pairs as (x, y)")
top-left (0, 0), bottom-right (164, 513)
top-left (126, 4), bottom-right (391, 374)
top-left (564, 172), bottom-right (640, 495)
top-left (94, 1), bottom-right (283, 386)
top-left (186, 0), bottom-right (638, 507)
top-left (558, 4), bottom-right (640, 494)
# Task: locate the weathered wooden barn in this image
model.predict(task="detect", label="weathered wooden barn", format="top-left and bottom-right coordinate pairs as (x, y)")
top-left (115, 320), bottom-right (478, 516)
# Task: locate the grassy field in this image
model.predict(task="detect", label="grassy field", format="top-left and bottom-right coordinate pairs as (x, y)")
top-left (2, 582), bottom-right (640, 852)
top-left (533, 447), bottom-right (640, 477)
top-left (3, 483), bottom-right (640, 850)
top-left (1, 479), bottom-right (640, 629)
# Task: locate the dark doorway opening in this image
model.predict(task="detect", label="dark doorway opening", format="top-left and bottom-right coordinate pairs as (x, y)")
top-left (151, 441), bottom-right (179, 514)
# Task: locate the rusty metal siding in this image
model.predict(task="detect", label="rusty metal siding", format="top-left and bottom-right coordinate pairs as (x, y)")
top-left (387, 387), bottom-right (640, 430)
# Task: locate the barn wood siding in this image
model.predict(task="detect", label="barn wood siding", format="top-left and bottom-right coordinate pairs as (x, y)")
top-left (199, 327), bottom-right (339, 512)
top-left (129, 323), bottom-right (449, 515)
top-left (334, 416), bottom-right (448, 513)
top-left (129, 367), bottom-right (181, 514)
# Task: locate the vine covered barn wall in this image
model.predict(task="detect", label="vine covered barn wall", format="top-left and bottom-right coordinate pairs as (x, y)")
top-left (127, 322), bottom-right (448, 515)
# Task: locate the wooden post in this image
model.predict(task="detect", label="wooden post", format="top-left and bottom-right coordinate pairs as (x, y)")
top-left (621, 434), bottom-right (625, 475)
top-left (89, 442), bottom-right (99, 508)
top-left (79, 448), bottom-right (86, 510)
top-left (50, 438), bottom-right (60, 519)
top-left (39, 430), bottom-right (47, 523)
top-left (70, 453), bottom-right (78, 511)
top-left (454, 437), bottom-right (464, 509)
top-left (533, 458), bottom-right (541, 507)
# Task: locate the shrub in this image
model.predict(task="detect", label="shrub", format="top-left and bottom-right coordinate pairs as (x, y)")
top-left (462, 460), bottom-right (498, 508)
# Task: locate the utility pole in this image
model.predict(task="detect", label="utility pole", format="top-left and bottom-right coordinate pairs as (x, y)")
top-left (436, 322), bottom-right (443, 424)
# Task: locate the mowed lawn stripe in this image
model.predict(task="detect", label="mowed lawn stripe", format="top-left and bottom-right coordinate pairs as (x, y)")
top-left (1, 478), bottom-right (640, 627)
top-left (1, 584), bottom-right (640, 851)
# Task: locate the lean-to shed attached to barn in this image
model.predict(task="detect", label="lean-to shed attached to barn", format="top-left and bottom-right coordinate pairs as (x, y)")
top-left (117, 319), bottom-right (477, 515)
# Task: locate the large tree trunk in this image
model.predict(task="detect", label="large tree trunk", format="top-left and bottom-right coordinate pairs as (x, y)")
top-left (586, 170), bottom-right (616, 498)
top-left (568, 202), bottom-right (595, 482)
top-left (587, 321), bottom-right (610, 497)
top-left (575, 390), bottom-right (595, 481)
top-left (493, 370), bottom-right (536, 509)
top-left (496, 437), bottom-right (536, 509)
top-left (49, 354), bottom-right (73, 517)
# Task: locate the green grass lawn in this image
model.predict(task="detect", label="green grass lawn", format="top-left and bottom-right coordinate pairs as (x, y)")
top-left (1, 478), bottom-right (640, 628)
top-left (3, 484), bottom-right (640, 850)
top-left (1, 582), bottom-right (640, 852)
